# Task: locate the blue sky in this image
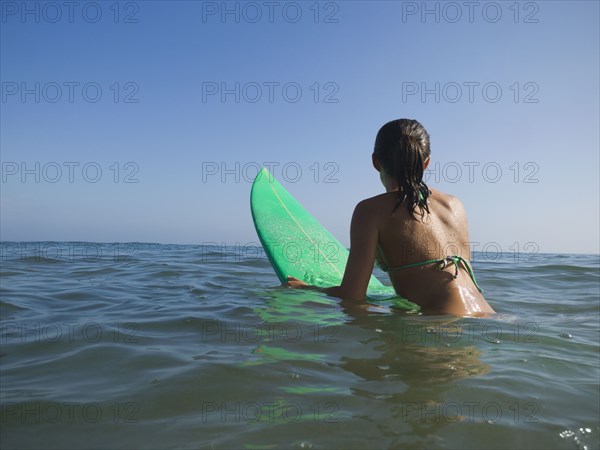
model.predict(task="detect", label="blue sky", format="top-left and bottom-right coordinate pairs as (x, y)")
top-left (1, 1), bottom-right (599, 254)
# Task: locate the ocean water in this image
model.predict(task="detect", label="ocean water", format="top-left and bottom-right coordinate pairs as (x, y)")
top-left (0, 242), bottom-right (598, 450)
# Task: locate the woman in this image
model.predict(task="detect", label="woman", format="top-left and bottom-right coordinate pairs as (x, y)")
top-left (287, 119), bottom-right (495, 316)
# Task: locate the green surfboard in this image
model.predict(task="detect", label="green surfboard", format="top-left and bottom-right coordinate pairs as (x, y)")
top-left (250, 167), bottom-right (411, 301)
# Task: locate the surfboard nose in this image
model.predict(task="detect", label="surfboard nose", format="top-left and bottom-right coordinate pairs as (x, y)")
top-left (253, 167), bottom-right (272, 183)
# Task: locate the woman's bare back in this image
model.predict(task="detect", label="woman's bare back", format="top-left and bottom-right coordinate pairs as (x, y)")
top-left (369, 188), bottom-right (495, 316)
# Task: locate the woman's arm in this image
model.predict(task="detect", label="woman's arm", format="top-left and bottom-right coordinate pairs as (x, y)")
top-left (287, 200), bottom-right (379, 301)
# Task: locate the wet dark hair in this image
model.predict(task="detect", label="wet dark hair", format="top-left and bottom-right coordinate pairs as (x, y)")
top-left (373, 118), bottom-right (432, 220)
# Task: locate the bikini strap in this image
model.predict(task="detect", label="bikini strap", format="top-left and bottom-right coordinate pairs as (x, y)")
top-left (437, 256), bottom-right (483, 293)
top-left (383, 255), bottom-right (483, 293)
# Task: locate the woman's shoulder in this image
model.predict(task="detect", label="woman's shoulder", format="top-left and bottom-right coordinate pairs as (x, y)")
top-left (429, 188), bottom-right (466, 211)
top-left (354, 189), bottom-right (468, 222)
top-left (357, 189), bottom-right (465, 208)
top-left (355, 192), bottom-right (394, 210)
